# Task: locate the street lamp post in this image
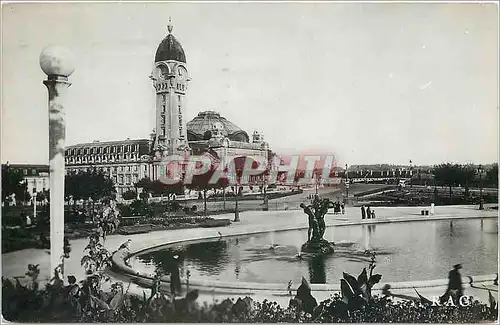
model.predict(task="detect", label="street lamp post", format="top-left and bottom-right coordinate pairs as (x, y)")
top-left (345, 164), bottom-right (349, 201)
top-left (33, 192), bottom-right (37, 222)
top-left (40, 45), bottom-right (75, 279)
top-left (315, 173), bottom-right (319, 196)
top-left (262, 178), bottom-right (268, 211)
top-left (409, 159), bottom-right (413, 189)
top-left (478, 165), bottom-right (484, 210)
top-left (234, 185), bottom-right (240, 222)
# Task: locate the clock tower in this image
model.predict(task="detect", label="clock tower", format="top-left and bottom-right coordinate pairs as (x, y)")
top-left (151, 19), bottom-right (190, 159)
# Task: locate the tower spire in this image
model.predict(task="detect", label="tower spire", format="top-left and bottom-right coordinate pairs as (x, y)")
top-left (167, 17), bottom-right (173, 34)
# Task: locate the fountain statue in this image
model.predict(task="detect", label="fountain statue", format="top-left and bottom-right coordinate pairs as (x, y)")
top-left (300, 196), bottom-right (335, 255)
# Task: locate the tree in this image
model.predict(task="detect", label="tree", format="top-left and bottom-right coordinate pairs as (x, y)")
top-left (1, 165), bottom-right (31, 203)
top-left (459, 164), bottom-right (476, 199)
top-left (433, 163), bottom-right (462, 201)
top-left (485, 164), bottom-right (498, 187)
top-left (121, 190), bottom-right (137, 201)
top-left (134, 176), bottom-right (184, 212)
top-left (134, 177), bottom-right (152, 191)
top-left (134, 177), bottom-right (152, 202)
top-left (187, 166), bottom-right (217, 216)
top-left (35, 190), bottom-right (49, 203)
top-left (65, 168), bottom-right (116, 202)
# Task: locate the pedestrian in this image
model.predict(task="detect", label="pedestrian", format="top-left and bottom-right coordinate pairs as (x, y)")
top-left (366, 206), bottom-right (371, 219)
top-left (170, 255), bottom-right (182, 298)
top-left (26, 214), bottom-right (32, 227)
top-left (371, 210), bottom-right (376, 219)
top-left (361, 205), bottom-right (366, 219)
top-left (440, 264), bottom-right (464, 304)
top-left (341, 203), bottom-right (345, 214)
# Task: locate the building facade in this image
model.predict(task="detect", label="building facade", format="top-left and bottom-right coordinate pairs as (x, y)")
top-left (65, 21), bottom-right (271, 198)
top-left (2, 163), bottom-right (49, 199)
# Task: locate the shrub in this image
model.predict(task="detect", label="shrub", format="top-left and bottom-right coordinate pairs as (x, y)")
top-left (121, 190), bottom-right (137, 201)
top-left (129, 200), bottom-right (154, 217)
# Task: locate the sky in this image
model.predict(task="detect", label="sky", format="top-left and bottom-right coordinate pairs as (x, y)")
top-left (1, 2), bottom-right (498, 166)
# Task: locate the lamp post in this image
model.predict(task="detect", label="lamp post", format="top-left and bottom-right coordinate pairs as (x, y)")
top-left (262, 178), bottom-right (268, 211)
top-left (33, 192), bottom-right (37, 221)
top-left (234, 185), bottom-right (240, 222)
top-left (345, 164), bottom-right (349, 201)
top-left (409, 159), bottom-right (413, 189)
top-left (478, 164), bottom-right (484, 210)
top-left (315, 173), bottom-right (319, 196)
top-left (39, 45), bottom-right (75, 279)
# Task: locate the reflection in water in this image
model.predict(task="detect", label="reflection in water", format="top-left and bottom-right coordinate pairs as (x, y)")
top-left (184, 240), bottom-right (230, 275)
top-left (363, 225), bottom-right (374, 251)
top-left (234, 238), bottom-right (241, 279)
top-left (308, 254), bottom-right (326, 284)
top-left (138, 240), bottom-right (230, 276)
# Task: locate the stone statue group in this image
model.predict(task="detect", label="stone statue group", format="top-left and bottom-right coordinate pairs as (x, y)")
top-left (300, 195), bottom-right (334, 243)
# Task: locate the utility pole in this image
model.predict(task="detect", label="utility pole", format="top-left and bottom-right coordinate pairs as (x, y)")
top-left (478, 165), bottom-right (484, 210)
top-left (345, 164), bottom-right (349, 202)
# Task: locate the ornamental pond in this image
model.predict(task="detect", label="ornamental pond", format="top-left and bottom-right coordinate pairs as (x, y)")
top-left (128, 218), bottom-right (498, 285)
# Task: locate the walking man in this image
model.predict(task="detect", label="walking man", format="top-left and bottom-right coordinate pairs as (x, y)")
top-left (440, 264), bottom-right (464, 304)
top-left (361, 205), bottom-right (366, 219)
top-left (366, 206), bottom-right (372, 219)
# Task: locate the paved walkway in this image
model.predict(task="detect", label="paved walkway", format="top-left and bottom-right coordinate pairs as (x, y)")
top-left (2, 205), bottom-right (498, 306)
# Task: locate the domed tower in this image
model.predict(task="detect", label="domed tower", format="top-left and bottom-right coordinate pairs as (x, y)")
top-left (151, 18), bottom-right (190, 157)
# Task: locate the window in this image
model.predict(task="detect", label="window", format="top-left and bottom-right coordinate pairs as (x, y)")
top-left (126, 175), bottom-right (131, 184)
top-left (119, 175), bottom-right (124, 184)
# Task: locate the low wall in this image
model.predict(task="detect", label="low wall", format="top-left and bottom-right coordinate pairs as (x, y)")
top-left (111, 213), bottom-right (498, 297)
top-left (112, 249), bottom-right (497, 296)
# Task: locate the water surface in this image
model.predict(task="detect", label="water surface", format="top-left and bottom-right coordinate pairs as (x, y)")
top-left (131, 219), bottom-right (498, 284)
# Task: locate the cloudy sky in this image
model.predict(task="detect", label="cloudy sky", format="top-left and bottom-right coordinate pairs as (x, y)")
top-left (2, 2), bottom-right (498, 166)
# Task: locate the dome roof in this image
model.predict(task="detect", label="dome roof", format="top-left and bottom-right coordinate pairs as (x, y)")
top-left (187, 111), bottom-right (249, 142)
top-left (155, 22), bottom-right (186, 63)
